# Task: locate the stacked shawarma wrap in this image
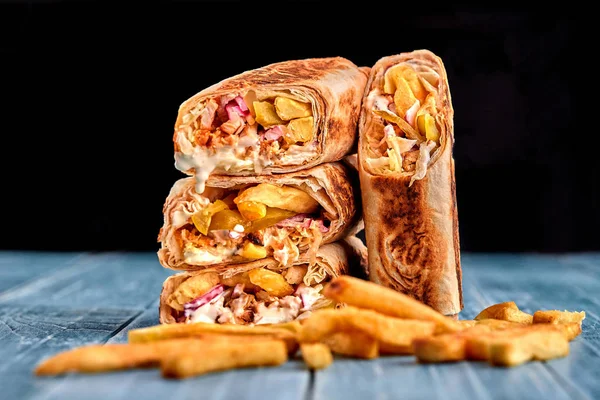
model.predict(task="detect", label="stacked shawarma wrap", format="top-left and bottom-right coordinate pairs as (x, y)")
top-left (157, 57), bottom-right (369, 326)
top-left (173, 56), bottom-right (368, 194)
top-left (357, 49), bottom-right (463, 316)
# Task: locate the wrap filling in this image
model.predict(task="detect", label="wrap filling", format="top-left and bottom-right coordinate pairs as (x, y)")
top-left (171, 182), bottom-right (330, 268)
top-left (175, 92), bottom-right (319, 193)
top-left (365, 62), bottom-right (442, 185)
top-left (167, 268), bottom-right (331, 325)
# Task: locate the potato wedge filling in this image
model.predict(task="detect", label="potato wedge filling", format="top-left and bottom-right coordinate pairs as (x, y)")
top-left (364, 62), bottom-right (442, 185)
top-left (167, 269), bottom-right (332, 325)
top-left (174, 183), bottom-right (330, 268)
top-left (174, 91), bottom-right (318, 193)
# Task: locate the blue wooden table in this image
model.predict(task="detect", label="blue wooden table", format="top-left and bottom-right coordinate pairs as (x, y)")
top-left (1, 251), bottom-right (598, 400)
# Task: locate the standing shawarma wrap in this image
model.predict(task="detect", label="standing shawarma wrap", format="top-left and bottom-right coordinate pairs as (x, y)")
top-left (173, 57), bottom-right (368, 194)
top-left (357, 49), bottom-right (462, 316)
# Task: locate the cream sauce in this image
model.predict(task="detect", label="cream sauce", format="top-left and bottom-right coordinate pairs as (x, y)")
top-left (175, 131), bottom-right (263, 194)
top-left (183, 244), bottom-right (236, 265)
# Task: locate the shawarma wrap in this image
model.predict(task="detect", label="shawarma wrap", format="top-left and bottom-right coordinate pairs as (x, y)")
top-left (158, 162), bottom-right (359, 272)
top-left (358, 49), bottom-right (462, 316)
top-left (173, 57), bottom-right (368, 194)
top-left (159, 242), bottom-right (364, 325)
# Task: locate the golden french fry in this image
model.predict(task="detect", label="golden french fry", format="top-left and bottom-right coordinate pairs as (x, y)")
top-left (300, 307), bottom-right (434, 355)
top-left (415, 322), bottom-right (571, 366)
top-left (234, 183), bottom-right (319, 214)
top-left (219, 272), bottom-right (260, 291)
top-left (322, 331), bottom-right (379, 359)
top-left (323, 276), bottom-right (461, 333)
top-left (413, 333), bottom-right (470, 363)
top-left (35, 338), bottom-right (212, 376)
top-left (533, 310), bottom-right (586, 326)
top-left (161, 339), bottom-right (288, 379)
top-left (457, 320), bottom-right (477, 328)
top-left (466, 324), bottom-right (572, 362)
top-left (473, 319), bottom-right (525, 330)
top-left (413, 320), bottom-right (520, 363)
top-left (548, 322), bottom-right (582, 341)
top-left (488, 329), bottom-right (569, 367)
top-left (248, 268), bottom-right (294, 297)
top-left (475, 301), bottom-right (518, 319)
top-left (128, 322), bottom-right (298, 354)
top-left (475, 301), bottom-right (533, 324)
top-left (301, 343), bottom-right (333, 370)
top-left (263, 320), bottom-right (303, 335)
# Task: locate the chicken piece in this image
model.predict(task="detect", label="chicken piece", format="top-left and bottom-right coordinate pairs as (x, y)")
top-left (229, 293), bottom-right (256, 324)
top-left (402, 149), bottom-right (420, 172)
top-left (283, 266), bottom-right (308, 285)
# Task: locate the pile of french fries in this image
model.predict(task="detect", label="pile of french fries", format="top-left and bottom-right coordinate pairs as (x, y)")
top-left (34, 276), bottom-right (586, 379)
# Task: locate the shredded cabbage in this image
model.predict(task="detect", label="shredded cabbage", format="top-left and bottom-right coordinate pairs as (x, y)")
top-left (409, 141), bottom-right (437, 187)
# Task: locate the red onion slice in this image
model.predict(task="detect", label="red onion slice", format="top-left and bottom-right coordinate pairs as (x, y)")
top-left (184, 284), bottom-right (225, 312)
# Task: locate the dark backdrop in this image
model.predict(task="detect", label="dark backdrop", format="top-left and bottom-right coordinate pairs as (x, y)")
top-left (2, 3), bottom-right (584, 253)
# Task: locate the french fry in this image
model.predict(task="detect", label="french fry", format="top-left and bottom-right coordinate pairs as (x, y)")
top-left (548, 322), bottom-right (582, 341)
top-left (413, 333), bottom-right (470, 363)
top-left (161, 339), bottom-right (288, 379)
top-left (413, 320), bottom-right (521, 363)
top-left (128, 322), bottom-right (298, 354)
top-left (473, 319), bottom-right (525, 330)
top-left (487, 329), bottom-right (569, 367)
top-left (35, 338), bottom-right (213, 376)
top-left (322, 331), bottom-right (379, 359)
top-left (474, 301), bottom-right (533, 324)
top-left (300, 343), bottom-right (333, 370)
top-left (300, 307), bottom-right (435, 355)
top-left (466, 324), bottom-right (572, 362)
top-left (323, 276), bottom-right (462, 333)
top-left (457, 320), bottom-right (478, 328)
top-left (263, 320), bottom-right (303, 335)
top-left (414, 322), bottom-right (571, 366)
top-left (533, 310), bottom-right (586, 326)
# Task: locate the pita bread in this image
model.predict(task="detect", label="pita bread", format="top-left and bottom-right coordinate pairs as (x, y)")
top-left (159, 242), bottom-right (351, 324)
top-left (173, 57), bottom-right (367, 183)
top-left (358, 50), bottom-right (462, 315)
top-left (158, 162), bottom-right (360, 271)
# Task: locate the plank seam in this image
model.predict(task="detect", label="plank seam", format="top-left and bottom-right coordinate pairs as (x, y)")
top-left (543, 363), bottom-right (593, 400)
top-left (304, 370), bottom-right (315, 400)
top-left (102, 309), bottom-right (144, 344)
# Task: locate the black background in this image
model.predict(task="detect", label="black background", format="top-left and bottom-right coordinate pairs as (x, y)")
top-left (2, 3), bottom-right (585, 253)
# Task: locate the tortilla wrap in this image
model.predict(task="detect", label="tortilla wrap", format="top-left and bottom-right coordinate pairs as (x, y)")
top-left (173, 57), bottom-right (368, 194)
top-left (158, 162), bottom-right (360, 272)
top-left (159, 242), bottom-right (355, 324)
top-left (358, 49), bottom-right (462, 315)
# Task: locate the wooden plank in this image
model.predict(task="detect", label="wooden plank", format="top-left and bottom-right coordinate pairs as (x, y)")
top-left (0, 305), bottom-right (138, 400)
top-left (558, 253), bottom-right (600, 279)
top-left (107, 300), bottom-right (162, 344)
top-left (463, 254), bottom-right (599, 400)
top-left (314, 356), bottom-right (575, 400)
top-left (0, 252), bottom-right (173, 309)
top-left (0, 251), bottom-right (87, 294)
top-left (31, 301), bottom-right (310, 400)
top-left (4, 252), bottom-right (599, 400)
top-left (0, 252), bottom-right (175, 400)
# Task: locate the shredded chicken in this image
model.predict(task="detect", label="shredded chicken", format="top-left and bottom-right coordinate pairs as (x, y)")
top-left (183, 281), bottom-right (327, 326)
